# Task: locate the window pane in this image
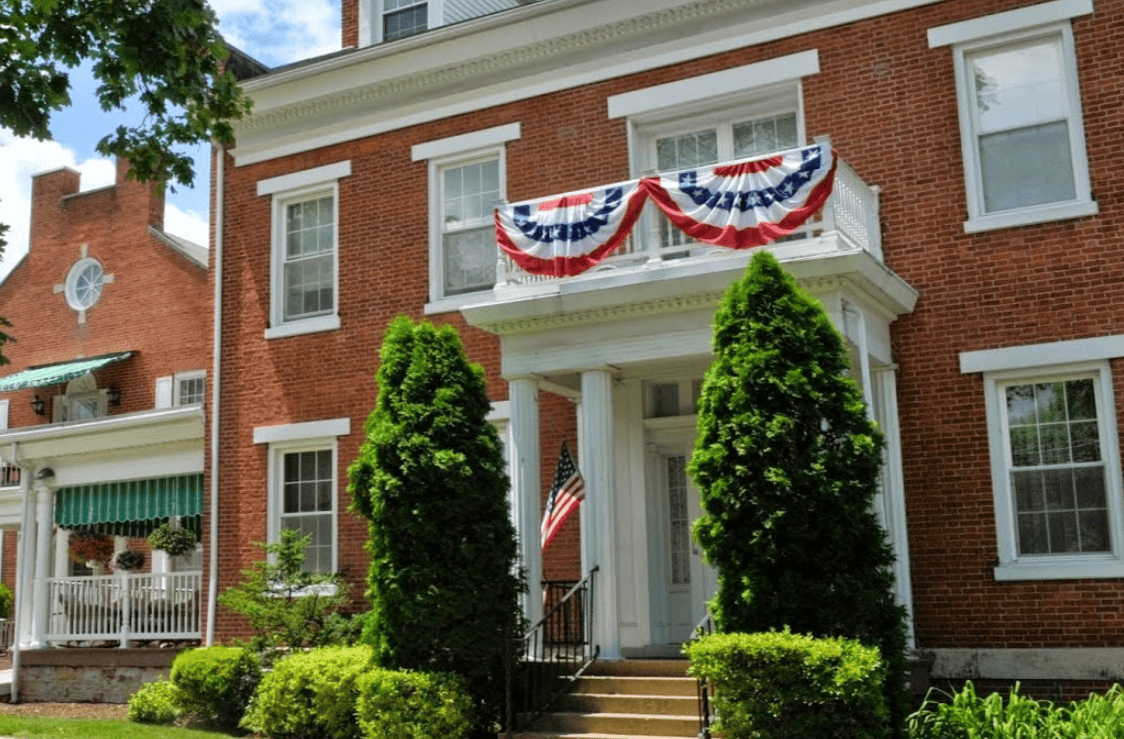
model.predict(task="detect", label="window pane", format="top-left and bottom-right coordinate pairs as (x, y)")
top-left (1013, 470), bottom-right (1045, 512)
top-left (656, 130), bottom-right (718, 171)
top-left (1079, 510), bottom-right (1110, 552)
top-left (384, 4), bottom-right (427, 41)
top-left (980, 121), bottom-right (1075, 212)
top-left (1017, 511), bottom-right (1049, 554)
top-left (1074, 466), bottom-right (1107, 510)
top-left (443, 227), bottom-right (496, 294)
top-left (971, 39), bottom-right (1066, 133)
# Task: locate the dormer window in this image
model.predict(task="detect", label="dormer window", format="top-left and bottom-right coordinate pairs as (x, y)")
top-left (384, 0), bottom-right (427, 41)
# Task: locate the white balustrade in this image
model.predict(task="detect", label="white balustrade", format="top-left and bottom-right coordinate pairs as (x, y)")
top-left (496, 154), bottom-right (882, 289)
top-left (47, 570), bottom-right (202, 646)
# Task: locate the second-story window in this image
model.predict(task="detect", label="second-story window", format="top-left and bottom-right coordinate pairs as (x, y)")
top-left (440, 157), bottom-right (500, 296)
top-left (384, 0), bottom-right (427, 41)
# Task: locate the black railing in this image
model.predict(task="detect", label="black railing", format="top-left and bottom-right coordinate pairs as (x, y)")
top-left (690, 610), bottom-right (716, 739)
top-left (505, 566), bottom-right (599, 737)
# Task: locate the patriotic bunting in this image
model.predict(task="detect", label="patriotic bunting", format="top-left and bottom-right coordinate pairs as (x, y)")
top-left (495, 143), bottom-right (836, 277)
top-left (495, 181), bottom-right (647, 278)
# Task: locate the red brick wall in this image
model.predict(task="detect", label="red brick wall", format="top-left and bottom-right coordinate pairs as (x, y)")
top-left (216, 0), bottom-right (1124, 649)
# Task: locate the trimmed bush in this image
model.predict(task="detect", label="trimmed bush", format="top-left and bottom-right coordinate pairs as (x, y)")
top-left (356, 669), bottom-right (473, 739)
top-left (687, 630), bottom-right (888, 739)
top-left (0, 582), bottom-right (12, 620)
top-left (127, 679), bottom-right (182, 724)
top-left (241, 646), bottom-right (374, 739)
top-left (171, 646), bottom-right (261, 730)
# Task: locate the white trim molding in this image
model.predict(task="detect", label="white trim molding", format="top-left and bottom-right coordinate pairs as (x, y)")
top-left (258, 161), bottom-right (352, 196)
top-left (253, 417), bottom-right (351, 445)
top-left (412, 122), bottom-right (520, 162)
top-left (607, 49), bottom-right (819, 120)
top-left (960, 335), bottom-right (1124, 374)
top-left (927, 0), bottom-right (1093, 48)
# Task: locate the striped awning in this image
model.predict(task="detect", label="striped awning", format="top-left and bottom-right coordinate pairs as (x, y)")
top-left (0, 351), bottom-right (134, 393)
top-left (55, 473), bottom-right (203, 538)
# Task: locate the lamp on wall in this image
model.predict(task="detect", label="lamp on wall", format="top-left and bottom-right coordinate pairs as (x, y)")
top-left (107, 386), bottom-right (121, 406)
top-left (31, 395), bottom-right (44, 416)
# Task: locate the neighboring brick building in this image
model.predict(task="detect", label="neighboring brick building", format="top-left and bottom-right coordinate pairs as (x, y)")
top-left (0, 160), bottom-right (209, 657)
top-left (212, 0), bottom-right (1124, 691)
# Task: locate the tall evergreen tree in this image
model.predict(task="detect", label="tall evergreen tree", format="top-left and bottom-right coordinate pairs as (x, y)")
top-left (690, 251), bottom-right (908, 736)
top-left (347, 316), bottom-right (524, 738)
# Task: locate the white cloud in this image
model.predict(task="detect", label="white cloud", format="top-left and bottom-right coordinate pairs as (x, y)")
top-left (211, 0), bottom-right (341, 67)
top-left (164, 203), bottom-right (209, 249)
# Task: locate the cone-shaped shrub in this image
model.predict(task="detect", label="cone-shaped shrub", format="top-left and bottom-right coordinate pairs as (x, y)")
top-left (347, 316), bottom-right (524, 738)
top-left (690, 250), bottom-right (908, 736)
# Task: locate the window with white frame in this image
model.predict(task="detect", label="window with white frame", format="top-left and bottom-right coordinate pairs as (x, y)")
top-left (255, 418), bottom-right (350, 574)
top-left (413, 123), bottom-right (519, 310)
top-left (174, 371), bottom-right (205, 406)
top-left (928, 0), bottom-right (1096, 232)
top-left (258, 161), bottom-right (351, 339)
top-left (608, 50), bottom-right (817, 254)
top-left (963, 337), bottom-right (1124, 580)
top-left (383, 0), bottom-right (427, 40)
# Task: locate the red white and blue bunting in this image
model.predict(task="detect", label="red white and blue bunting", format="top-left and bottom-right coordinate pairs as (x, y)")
top-left (495, 143), bottom-right (836, 277)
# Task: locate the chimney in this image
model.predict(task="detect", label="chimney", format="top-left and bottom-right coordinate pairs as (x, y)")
top-left (116, 158), bottom-right (165, 231)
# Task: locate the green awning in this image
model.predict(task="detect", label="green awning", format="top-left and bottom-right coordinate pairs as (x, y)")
top-left (55, 473), bottom-right (203, 538)
top-left (0, 351), bottom-right (134, 393)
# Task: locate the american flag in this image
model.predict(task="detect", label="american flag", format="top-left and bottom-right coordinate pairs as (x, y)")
top-left (541, 442), bottom-right (585, 551)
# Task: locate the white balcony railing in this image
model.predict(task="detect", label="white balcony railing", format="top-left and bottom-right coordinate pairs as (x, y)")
top-left (48, 571), bottom-right (201, 646)
top-left (496, 156), bottom-right (881, 290)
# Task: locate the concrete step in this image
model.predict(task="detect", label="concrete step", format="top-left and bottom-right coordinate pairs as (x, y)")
top-left (586, 659), bottom-right (690, 678)
top-left (571, 675), bottom-right (696, 697)
top-left (556, 692), bottom-right (697, 716)
top-left (531, 710), bottom-right (698, 737)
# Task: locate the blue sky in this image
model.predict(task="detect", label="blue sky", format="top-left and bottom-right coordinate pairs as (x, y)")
top-left (0, 0), bottom-right (342, 280)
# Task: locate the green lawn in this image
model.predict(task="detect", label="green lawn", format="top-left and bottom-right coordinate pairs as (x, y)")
top-left (0, 717), bottom-right (239, 738)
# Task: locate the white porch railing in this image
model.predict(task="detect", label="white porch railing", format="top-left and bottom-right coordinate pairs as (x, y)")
top-left (495, 155), bottom-right (882, 289)
top-left (47, 571), bottom-right (201, 646)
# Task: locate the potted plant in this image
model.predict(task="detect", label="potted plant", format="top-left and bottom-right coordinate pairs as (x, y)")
top-left (112, 549), bottom-right (145, 572)
top-left (68, 528), bottom-right (114, 566)
top-left (147, 523), bottom-right (198, 557)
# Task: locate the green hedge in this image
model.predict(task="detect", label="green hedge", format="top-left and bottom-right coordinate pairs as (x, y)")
top-left (355, 669), bottom-right (473, 739)
top-left (127, 679), bottom-right (182, 724)
top-left (170, 646), bottom-right (261, 730)
top-left (242, 646), bottom-right (374, 739)
top-left (686, 630), bottom-right (889, 739)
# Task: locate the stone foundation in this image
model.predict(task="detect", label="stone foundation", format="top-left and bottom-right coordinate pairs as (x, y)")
top-left (15, 648), bottom-right (183, 703)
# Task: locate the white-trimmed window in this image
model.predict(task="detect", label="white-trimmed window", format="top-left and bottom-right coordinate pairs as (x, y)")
top-left (384, 0), bottom-right (427, 40)
top-left (928, 0), bottom-right (1096, 232)
top-left (53, 373), bottom-right (108, 423)
top-left (258, 162), bottom-right (351, 339)
top-left (254, 418), bottom-right (350, 574)
top-left (608, 51), bottom-right (816, 253)
top-left (174, 371), bottom-right (205, 406)
top-left (413, 123), bottom-right (519, 311)
top-left (963, 338), bottom-right (1124, 580)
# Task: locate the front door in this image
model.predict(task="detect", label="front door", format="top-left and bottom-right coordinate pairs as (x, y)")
top-left (660, 448), bottom-right (718, 644)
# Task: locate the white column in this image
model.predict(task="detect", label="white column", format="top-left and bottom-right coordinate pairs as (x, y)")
top-left (508, 377), bottom-right (542, 629)
top-left (580, 368), bottom-right (618, 659)
top-left (16, 473), bottom-right (35, 648)
top-left (30, 482), bottom-right (53, 648)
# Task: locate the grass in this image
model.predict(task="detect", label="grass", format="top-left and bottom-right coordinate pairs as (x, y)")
top-left (0, 717), bottom-right (239, 738)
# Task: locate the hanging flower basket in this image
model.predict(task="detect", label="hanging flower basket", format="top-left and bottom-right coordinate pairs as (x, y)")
top-left (112, 549), bottom-right (145, 572)
top-left (147, 523), bottom-right (198, 557)
top-left (68, 529), bottom-right (114, 565)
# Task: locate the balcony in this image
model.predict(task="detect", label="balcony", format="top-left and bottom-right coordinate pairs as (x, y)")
top-left (493, 155), bottom-right (882, 294)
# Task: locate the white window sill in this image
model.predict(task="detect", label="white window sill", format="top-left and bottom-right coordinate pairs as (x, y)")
top-left (994, 557), bottom-right (1124, 581)
top-left (964, 199), bottom-right (1099, 234)
top-left (266, 581), bottom-right (338, 597)
top-left (424, 292), bottom-right (494, 315)
top-left (264, 314), bottom-right (340, 340)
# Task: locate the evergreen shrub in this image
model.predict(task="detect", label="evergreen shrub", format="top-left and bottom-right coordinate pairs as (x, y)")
top-left (170, 646), bottom-right (260, 730)
top-left (127, 679), bottom-right (182, 724)
top-left (0, 582), bottom-right (12, 620)
top-left (355, 669), bottom-right (473, 739)
top-left (241, 645), bottom-right (374, 739)
top-left (690, 251), bottom-right (908, 733)
top-left (687, 630), bottom-right (888, 739)
top-left (347, 316), bottom-right (524, 736)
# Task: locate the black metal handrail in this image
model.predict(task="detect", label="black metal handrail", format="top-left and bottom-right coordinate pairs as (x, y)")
top-left (689, 609), bottom-right (716, 739)
top-left (505, 566), bottom-right (599, 737)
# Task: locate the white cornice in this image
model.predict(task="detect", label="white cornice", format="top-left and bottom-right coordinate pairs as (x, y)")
top-left (231, 0), bottom-right (945, 165)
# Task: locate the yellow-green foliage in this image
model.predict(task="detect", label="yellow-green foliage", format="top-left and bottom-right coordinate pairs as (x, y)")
top-left (355, 669), bottom-right (473, 739)
top-left (908, 682), bottom-right (1124, 739)
top-left (686, 630), bottom-right (888, 739)
top-left (127, 680), bottom-right (182, 725)
top-left (241, 646), bottom-right (374, 739)
top-left (170, 646), bottom-right (260, 730)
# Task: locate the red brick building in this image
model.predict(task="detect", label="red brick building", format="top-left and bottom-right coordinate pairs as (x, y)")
top-left (212, 0), bottom-right (1123, 691)
top-left (0, 160), bottom-right (209, 662)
